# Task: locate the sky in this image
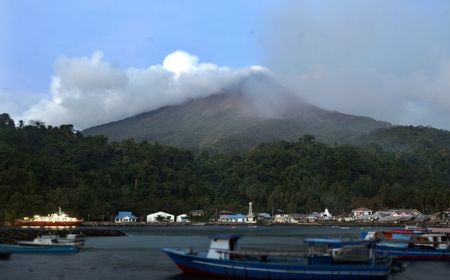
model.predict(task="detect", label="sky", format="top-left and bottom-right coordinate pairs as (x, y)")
top-left (1, 1), bottom-right (450, 130)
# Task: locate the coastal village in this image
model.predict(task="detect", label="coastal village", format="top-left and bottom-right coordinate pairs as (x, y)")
top-left (106, 202), bottom-right (450, 226)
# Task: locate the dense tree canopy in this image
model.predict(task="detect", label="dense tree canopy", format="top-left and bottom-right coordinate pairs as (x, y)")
top-left (0, 114), bottom-right (449, 222)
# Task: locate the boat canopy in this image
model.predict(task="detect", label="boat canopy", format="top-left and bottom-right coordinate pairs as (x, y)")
top-left (208, 234), bottom-right (242, 241)
top-left (303, 238), bottom-right (373, 247)
top-left (207, 234), bottom-right (242, 260)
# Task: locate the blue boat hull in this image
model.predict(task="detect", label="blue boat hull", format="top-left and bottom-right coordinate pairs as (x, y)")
top-left (0, 243), bottom-right (79, 254)
top-left (162, 248), bottom-right (390, 280)
top-left (376, 245), bottom-right (450, 261)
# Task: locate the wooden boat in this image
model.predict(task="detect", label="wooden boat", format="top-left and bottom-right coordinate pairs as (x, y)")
top-left (0, 243), bottom-right (79, 253)
top-left (1, 235), bottom-right (79, 253)
top-left (161, 234), bottom-right (393, 279)
top-left (362, 230), bottom-right (450, 261)
top-left (303, 238), bottom-right (378, 264)
top-left (17, 235), bottom-right (84, 248)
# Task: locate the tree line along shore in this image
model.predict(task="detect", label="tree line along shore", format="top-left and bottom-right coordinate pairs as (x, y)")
top-left (1, 113), bottom-right (450, 225)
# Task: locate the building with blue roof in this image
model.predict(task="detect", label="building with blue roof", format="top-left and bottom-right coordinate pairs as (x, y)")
top-left (114, 211), bottom-right (137, 223)
top-left (218, 214), bottom-right (246, 223)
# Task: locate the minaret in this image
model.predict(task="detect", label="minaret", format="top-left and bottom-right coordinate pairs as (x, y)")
top-left (246, 202), bottom-right (255, 223)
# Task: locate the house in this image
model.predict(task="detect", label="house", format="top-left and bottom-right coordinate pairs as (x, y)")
top-left (176, 214), bottom-right (190, 223)
top-left (273, 213), bottom-right (288, 223)
top-left (146, 211), bottom-right (175, 222)
top-left (257, 213), bottom-right (272, 221)
top-left (307, 212), bottom-right (320, 222)
top-left (114, 211), bottom-right (137, 223)
top-left (289, 214), bottom-right (308, 223)
top-left (377, 209), bottom-right (424, 224)
top-left (352, 208), bottom-right (373, 217)
top-left (414, 214), bottom-right (430, 223)
top-left (273, 213), bottom-right (308, 224)
top-left (189, 210), bottom-right (205, 217)
top-left (352, 208), bottom-right (376, 222)
top-left (273, 209), bottom-right (288, 223)
top-left (355, 214), bottom-right (378, 222)
top-left (444, 208), bottom-right (450, 223)
top-left (337, 215), bottom-right (354, 222)
top-left (392, 209), bottom-right (422, 217)
top-left (377, 215), bottom-right (406, 223)
top-left (219, 214), bottom-right (246, 223)
top-left (429, 212), bottom-right (444, 224)
top-left (372, 210), bottom-right (395, 221)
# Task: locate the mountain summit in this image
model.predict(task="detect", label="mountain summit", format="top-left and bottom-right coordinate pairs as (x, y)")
top-left (83, 75), bottom-right (390, 152)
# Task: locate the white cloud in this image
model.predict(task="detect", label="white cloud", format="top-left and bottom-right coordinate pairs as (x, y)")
top-left (0, 90), bottom-right (44, 118)
top-left (163, 50), bottom-right (199, 76)
top-left (21, 50), bottom-right (268, 129)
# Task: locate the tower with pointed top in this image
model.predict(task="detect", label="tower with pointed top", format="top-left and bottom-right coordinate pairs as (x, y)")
top-left (246, 202), bottom-right (256, 223)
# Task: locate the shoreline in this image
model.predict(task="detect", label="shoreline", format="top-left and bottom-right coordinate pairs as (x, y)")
top-left (2, 220), bottom-right (449, 229)
top-left (20, 221), bottom-right (450, 227)
top-left (81, 221), bottom-right (449, 227)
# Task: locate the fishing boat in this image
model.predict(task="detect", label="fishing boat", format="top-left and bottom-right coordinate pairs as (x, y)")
top-left (34, 234), bottom-right (84, 247)
top-left (0, 235), bottom-right (80, 254)
top-left (17, 234), bottom-right (84, 247)
top-left (362, 230), bottom-right (450, 260)
top-left (15, 207), bottom-right (83, 227)
top-left (161, 234), bottom-right (393, 279)
top-left (0, 243), bottom-right (79, 254)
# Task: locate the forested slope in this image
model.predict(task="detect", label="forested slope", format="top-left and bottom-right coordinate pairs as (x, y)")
top-left (1, 113), bottom-right (449, 222)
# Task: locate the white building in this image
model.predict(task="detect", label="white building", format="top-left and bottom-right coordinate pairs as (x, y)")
top-left (352, 208), bottom-right (373, 217)
top-left (321, 208), bottom-right (333, 220)
top-left (176, 214), bottom-right (190, 223)
top-left (219, 214), bottom-right (246, 223)
top-left (146, 211), bottom-right (175, 223)
top-left (307, 212), bottom-right (320, 222)
top-left (274, 213), bottom-right (287, 223)
top-left (246, 202), bottom-right (256, 223)
top-left (392, 209), bottom-right (422, 217)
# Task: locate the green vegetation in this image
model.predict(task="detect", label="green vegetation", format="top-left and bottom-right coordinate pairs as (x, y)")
top-left (357, 125), bottom-right (450, 153)
top-left (1, 113), bottom-right (449, 222)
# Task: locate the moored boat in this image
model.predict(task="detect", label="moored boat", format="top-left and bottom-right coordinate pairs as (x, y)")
top-left (0, 243), bottom-right (79, 254)
top-left (362, 230), bottom-right (450, 261)
top-left (0, 235), bottom-right (80, 254)
top-left (161, 234), bottom-right (393, 279)
top-left (17, 234), bottom-right (84, 247)
top-left (15, 207), bottom-right (83, 228)
top-left (57, 233), bottom-right (85, 246)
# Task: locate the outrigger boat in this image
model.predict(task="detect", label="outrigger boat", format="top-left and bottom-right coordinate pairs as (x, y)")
top-left (362, 230), bottom-right (450, 261)
top-left (161, 234), bottom-right (394, 279)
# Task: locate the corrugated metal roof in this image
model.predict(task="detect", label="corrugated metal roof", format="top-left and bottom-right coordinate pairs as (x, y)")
top-left (115, 211), bottom-right (137, 219)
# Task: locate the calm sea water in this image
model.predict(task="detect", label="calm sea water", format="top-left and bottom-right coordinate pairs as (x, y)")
top-left (1, 225), bottom-right (449, 280)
